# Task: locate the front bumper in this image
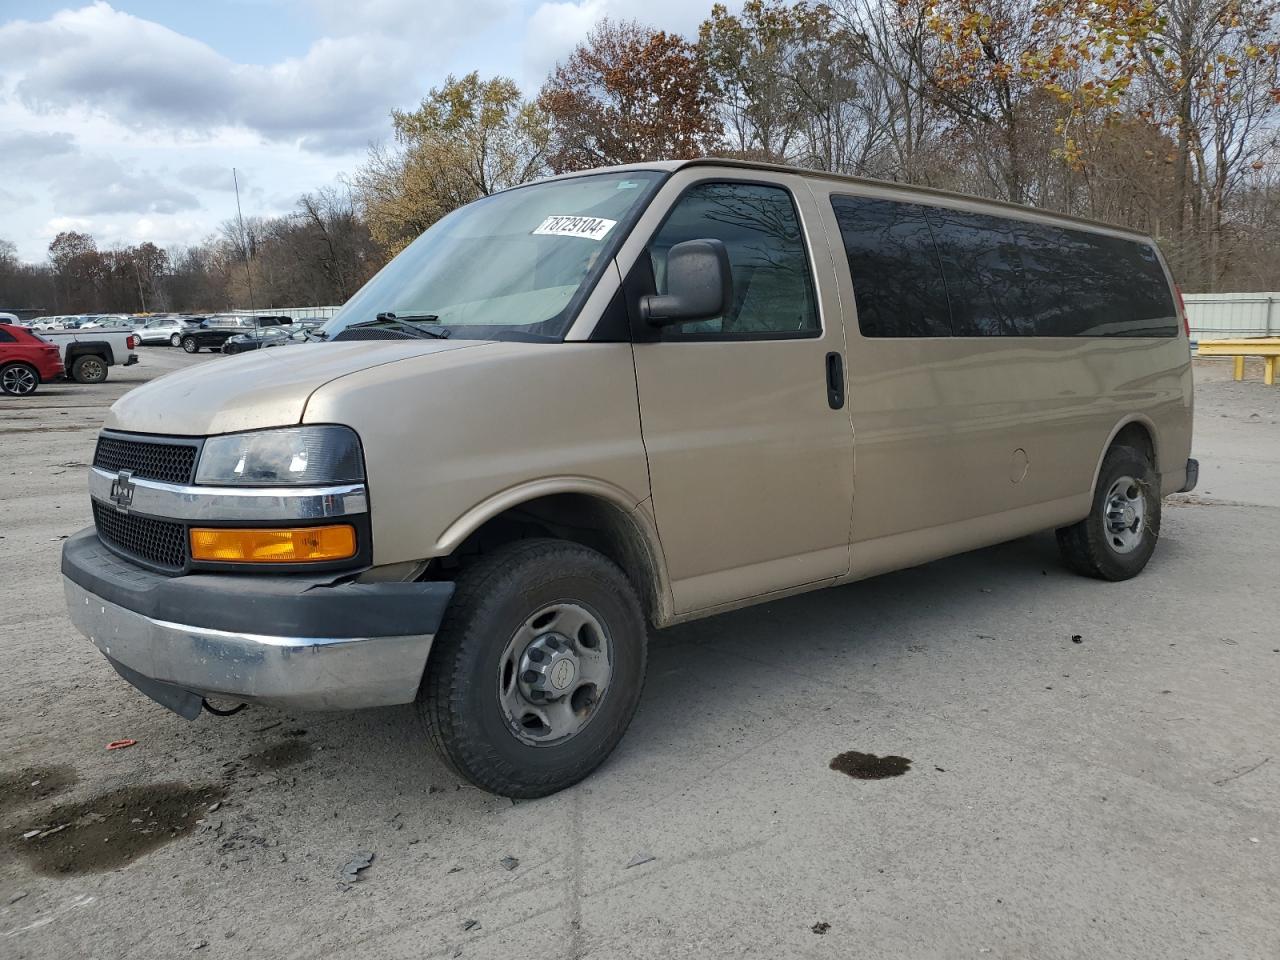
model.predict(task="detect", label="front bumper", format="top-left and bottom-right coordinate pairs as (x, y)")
top-left (62, 528), bottom-right (453, 716)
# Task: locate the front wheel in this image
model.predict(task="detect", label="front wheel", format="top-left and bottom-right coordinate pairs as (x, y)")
top-left (0, 363), bottom-right (39, 395)
top-left (1056, 444), bottom-right (1161, 580)
top-left (181, 337), bottom-right (199, 353)
top-left (418, 539), bottom-right (647, 798)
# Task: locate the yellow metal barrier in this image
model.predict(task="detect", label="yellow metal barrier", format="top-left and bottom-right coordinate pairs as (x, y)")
top-left (1196, 337), bottom-right (1280, 386)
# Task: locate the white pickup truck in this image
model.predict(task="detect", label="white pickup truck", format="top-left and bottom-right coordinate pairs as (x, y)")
top-left (42, 327), bottom-right (140, 383)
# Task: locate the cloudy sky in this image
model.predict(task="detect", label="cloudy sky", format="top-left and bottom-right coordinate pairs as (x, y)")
top-left (0, 0), bottom-right (725, 262)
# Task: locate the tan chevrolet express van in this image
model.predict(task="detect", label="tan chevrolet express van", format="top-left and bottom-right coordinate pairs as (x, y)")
top-left (62, 159), bottom-right (1196, 798)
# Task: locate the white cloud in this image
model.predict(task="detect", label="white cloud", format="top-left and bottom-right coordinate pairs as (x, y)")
top-left (0, 2), bottom-right (476, 152)
top-left (0, 0), bottom-right (732, 262)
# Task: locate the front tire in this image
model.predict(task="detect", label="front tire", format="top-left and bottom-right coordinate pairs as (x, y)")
top-left (181, 337), bottom-right (199, 353)
top-left (70, 354), bottom-right (107, 384)
top-left (0, 362), bottom-right (39, 395)
top-left (1056, 444), bottom-right (1161, 580)
top-left (418, 539), bottom-right (647, 798)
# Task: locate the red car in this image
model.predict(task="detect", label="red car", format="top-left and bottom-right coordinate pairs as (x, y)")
top-left (0, 325), bottom-right (65, 395)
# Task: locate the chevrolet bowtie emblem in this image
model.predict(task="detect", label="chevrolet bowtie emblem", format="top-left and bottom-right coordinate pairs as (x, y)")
top-left (109, 469), bottom-right (136, 513)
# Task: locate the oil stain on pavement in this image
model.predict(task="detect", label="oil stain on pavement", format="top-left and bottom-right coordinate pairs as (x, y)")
top-left (6, 782), bottom-right (226, 876)
top-left (829, 751), bottom-right (912, 779)
top-left (0, 765), bottom-right (78, 818)
top-left (248, 738), bottom-right (313, 771)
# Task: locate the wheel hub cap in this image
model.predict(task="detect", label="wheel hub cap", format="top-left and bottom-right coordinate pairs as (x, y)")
top-left (1104, 475), bottom-right (1145, 554)
top-left (519, 633), bottom-right (580, 699)
top-left (498, 601), bottom-right (613, 747)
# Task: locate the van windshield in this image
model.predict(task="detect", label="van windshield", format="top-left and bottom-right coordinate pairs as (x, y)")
top-left (325, 170), bottom-right (664, 342)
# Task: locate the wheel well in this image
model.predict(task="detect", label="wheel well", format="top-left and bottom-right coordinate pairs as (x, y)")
top-left (1110, 421), bottom-right (1157, 471)
top-left (431, 493), bottom-right (665, 625)
top-left (66, 342), bottom-right (113, 365)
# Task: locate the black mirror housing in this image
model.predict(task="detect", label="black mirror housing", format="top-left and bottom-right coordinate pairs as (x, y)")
top-left (641, 239), bottom-right (733, 326)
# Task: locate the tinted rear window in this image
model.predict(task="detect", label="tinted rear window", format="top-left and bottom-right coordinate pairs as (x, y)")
top-left (831, 194), bottom-right (1178, 338)
top-left (831, 196), bottom-right (952, 337)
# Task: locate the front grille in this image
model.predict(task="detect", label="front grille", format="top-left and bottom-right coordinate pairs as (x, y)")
top-left (94, 434), bottom-right (198, 485)
top-left (92, 501), bottom-right (188, 571)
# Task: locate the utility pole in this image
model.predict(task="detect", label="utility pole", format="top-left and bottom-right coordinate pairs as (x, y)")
top-left (132, 259), bottom-right (148, 313)
top-left (233, 167), bottom-right (255, 309)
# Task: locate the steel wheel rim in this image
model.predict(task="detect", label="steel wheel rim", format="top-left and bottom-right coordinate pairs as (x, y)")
top-left (2, 366), bottom-right (36, 395)
top-left (1104, 475), bottom-right (1146, 554)
top-left (497, 600), bottom-right (613, 747)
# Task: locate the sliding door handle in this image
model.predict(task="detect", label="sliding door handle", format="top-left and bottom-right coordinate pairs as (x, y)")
top-left (825, 352), bottom-right (845, 410)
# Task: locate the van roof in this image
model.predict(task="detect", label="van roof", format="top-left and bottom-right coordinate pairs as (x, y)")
top-left (547, 157), bottom-right (1155, 243)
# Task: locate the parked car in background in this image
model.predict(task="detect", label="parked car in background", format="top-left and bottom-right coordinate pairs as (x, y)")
top-left (0, 324), bottom-right (64, 395)
top-left (0, 312), bottom-right (19, 325)
top-left (181, 315), bottom-right (291, 353)
top-left (223, 319), bottom-right (325, 354)
top-left (41, 326), bottom-right (140, 383)
top-left (135, 316), bottom-right (200, 346)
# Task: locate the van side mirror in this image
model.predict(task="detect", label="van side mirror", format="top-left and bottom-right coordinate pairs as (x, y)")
top-left (641, 239), bottom-right (733, 326)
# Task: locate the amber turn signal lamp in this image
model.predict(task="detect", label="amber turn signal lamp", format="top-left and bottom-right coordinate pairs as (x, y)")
top-left (189, 525), bottom-right (356, 563)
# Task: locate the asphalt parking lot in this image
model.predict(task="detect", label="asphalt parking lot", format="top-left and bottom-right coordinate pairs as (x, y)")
top-left (1, 349), bottom-right (1277, 959)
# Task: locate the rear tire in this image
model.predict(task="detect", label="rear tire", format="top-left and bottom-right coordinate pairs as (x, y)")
top-left (417, 539), bottom-right (647, 798)
top-left (169, 333), bottom-right (182, 347)
top-left (1056, 444), bottom-right (1160, 581)
top-left (0, 362), bottom-right (39, 395)
top-left (181, 337), bottom-right (199, 353)
top-left (70, 354), bottom-right (108, 384)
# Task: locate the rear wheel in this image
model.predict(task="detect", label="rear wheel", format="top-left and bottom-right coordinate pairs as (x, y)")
top-left (169, 333), bottom-right (182, 347)
top-left (418, 539), bottom-right (647, 798)
top-left (1056, 444), bottom-right (1161, 580)
top-left (181, 337), bottom-right (199, 353)
top-left (70, 354), bottom-right (107, 384)
top-left (0, 363), bottom-right (39, 396)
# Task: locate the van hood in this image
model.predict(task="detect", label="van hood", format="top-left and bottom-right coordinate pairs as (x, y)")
top-left (105, 339), bottom-right (490, 436)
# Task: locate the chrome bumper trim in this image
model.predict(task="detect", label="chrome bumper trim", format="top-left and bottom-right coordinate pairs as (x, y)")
top-left (88, 466), bottom-right (368, 521)
top-left (64, 577), bottom-right (431, 710)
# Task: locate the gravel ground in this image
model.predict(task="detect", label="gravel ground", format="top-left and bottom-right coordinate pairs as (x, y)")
top-left (1, 351), bottom-right (1277, 959)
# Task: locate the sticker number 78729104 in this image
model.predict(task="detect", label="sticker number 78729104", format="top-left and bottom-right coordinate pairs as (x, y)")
top-left (532, 216), bottom-right (618, 241)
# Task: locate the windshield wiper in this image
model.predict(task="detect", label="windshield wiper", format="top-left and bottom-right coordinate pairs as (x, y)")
top-left (350, 311), bottom-right (451, 339)
top-left (343, 313), bottom-right (453, 340)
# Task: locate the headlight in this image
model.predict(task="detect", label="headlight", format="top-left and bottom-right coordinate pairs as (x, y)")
top-left (195, 426), bottom-right (364, 486)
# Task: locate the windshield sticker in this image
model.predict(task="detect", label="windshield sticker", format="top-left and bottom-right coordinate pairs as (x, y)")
top-left (533, 216), bottom-right (617, 241)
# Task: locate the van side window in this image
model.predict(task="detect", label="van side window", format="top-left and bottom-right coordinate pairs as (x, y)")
top-left (920, 207), bottom-right (1027, 336)
top-left (830, 195), bottom-right (953, 337)
top-left (1013, 222), bottom-right (1177, 337)
top-left (649, 182), bottom-right (819, 339)
top-left (928, 208), bottom-right (1178, 338)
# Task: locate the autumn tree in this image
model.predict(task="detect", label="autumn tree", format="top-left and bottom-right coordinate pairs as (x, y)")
top-left (48, 231), bottom-right (105, 311)
top-left (538, 19), bottom-right (723, 171)
top-left (1132, 0), bottom-right (1280, 286)
top-left (356, 72), bottom-right (550, 254)
top-left (699, 1), bottom-right (823, 161)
